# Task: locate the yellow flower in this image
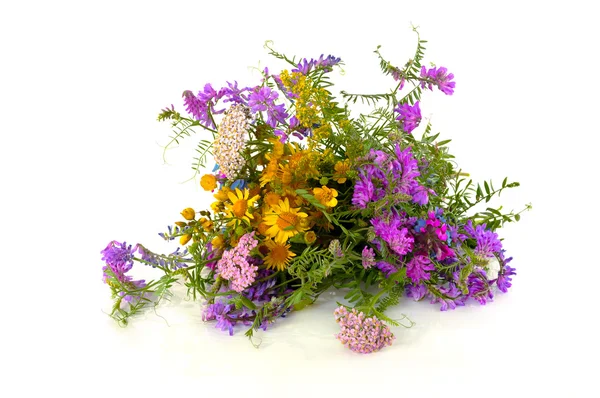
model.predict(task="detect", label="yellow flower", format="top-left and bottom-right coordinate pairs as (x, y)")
top-left (213, 187), bottom-right (231, 202)
top-left (180, 234), bottom-right (192, 245)
top-left (181, 208), bottom-right (196, 220)
top-left (313, 186), bottom-right (338, 208)
top-left (304, 231), bottom-right (317, 245)
top-left (263, 198), bottom-right (308, 243)
top-left (211, 235), bottom-right (225, 249)
top-left (333, 160), bottom-right (350, 183)
top-left (224, 188), bottom-right (260, 225)
top-left (210, 201), bottom-right (224, 213)
top-left (200, 174), bottom-right (218, 191)
top-left (264, 191), bottom-right (282, 207)
top-left (199, 217), bottom-right (213, 232)
top-left (263, 239), bottom-right (296, 271)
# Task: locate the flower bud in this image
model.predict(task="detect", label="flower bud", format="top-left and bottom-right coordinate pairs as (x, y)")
top-left (181, 208), bottom-right (196, 220)
top-left (179, 234), bottom-right (192, 245)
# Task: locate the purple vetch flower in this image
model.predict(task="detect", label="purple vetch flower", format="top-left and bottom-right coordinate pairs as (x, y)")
top-left (244, 269), bottom-right (277, 302)
top-left (266, 103), bottom-right (288, 128)
top-left (467, 269), bottom-right (494, 305)
top-left (496, 252), bottom-right (516, 293)
top-left (182, 84), bottom-right (228, 129)
top-left (464, 220), bottom-right (503, 259)
top-left (406, 255), bottom-right (435, 283)
top-left (394, 101), bottom-right (422, 134)
top-left (101, 240), bottom-right (138, 284)
top-left (248, 86), bottom-right (288, 128)
top-left (431, 283), bottom-right (466, 311)
top-left (203, 301), bottom-right (236, 336)
top-left (375, 261), bottom-right (397, 278)
top-left (420, 66), bottom-right (456, 95)
top-left (352, 173), bottom-right (376, 208)
top-left (406, 283), bottom-right (429, 301)
top-left (413, 210), bottom-right (455, 262)
top-left (361, 246), bottom-right (376, 269)
top-left (315, 54), bottom-right (341, 70)
top-left (248, 86), bottom-right (278, 112)
top-left (371, 214), bottom-right (414, 256)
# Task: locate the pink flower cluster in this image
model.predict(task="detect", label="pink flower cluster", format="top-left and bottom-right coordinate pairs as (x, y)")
top-left (334, 306), bottom-right (395, 354)
top-left (216, 232), bottom-right (259, 292)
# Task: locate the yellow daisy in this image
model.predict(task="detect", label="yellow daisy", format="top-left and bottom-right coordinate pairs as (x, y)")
top-left (264, 191), bottom-right (282, 207)
top-left (313, 186), bottom-right (338, 208)
top-left (263, 239), bottom-right (296, 271)
top-left (263, 198), bottom-right (308, 243)
top-left (224, 188), bottom-right (260, 225)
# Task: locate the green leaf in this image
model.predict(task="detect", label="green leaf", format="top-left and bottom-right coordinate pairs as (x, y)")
top-left (240, 296), bottom-right (257, 310)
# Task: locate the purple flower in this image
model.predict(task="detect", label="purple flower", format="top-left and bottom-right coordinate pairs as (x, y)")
top-left (352, 173), bottom-right (375, 208)
top-left (394, 101), bottom-right (422, 134)
top-left (375, 261), bottom-right (397, 278)
top-left (101, 240), bottom-right (137, 284)
top-left (467, 269), bottom-right (494, 305)
top-left (361, 246), bottom-right (376, 269)
top-left (406, 255), bottom-right (435, 283)
top-left (464, 220), bottom-right (503, 259)
top-left (292, 55), bottom-right (341, 75)
top-left (406, 283), bottom-right (429, 301)
top-left (413, 211), bottom-right (455, 262)
top-left (248, 86), bottom-right (288, 128)
top-left (244, 269), bottom-right (277, 302)
top-left (266, 103), bottom-right (288, 128)
top-left (496, 253), bottom-right (516, 293)
top-left (371, 214), bottom-right (414, 256)
top-left (248, 86), bottom-right (278, 112)
top-left (203, 301), bottom-right (236, 336)
top-left (182, 84), bottom-right (227, 129)
top-left (420, 66), bottom-right (455, 95)
top-left (431, 283), bottom-right (466, 311)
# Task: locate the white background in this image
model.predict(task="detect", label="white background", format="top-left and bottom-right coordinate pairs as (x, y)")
top-left (1, 0), bottom-right (598, 396)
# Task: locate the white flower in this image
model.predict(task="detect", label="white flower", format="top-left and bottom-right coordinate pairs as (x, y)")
top-left (485, 256), bottom-right (501, 280)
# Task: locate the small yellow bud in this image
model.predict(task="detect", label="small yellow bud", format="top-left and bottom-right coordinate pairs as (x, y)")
top-left (213, 187), bottom-right (231, 202)
top-left (211, 235), bottom-right (225, 249)
top-left (200, 174), bottom-right (218, 191)
top-left (181, 208), bottom-right (196, 220)
top-left (174, 221), bottom-right (187, 227)
top-left (304, 231), bottom-right (317, 244)
top-left (179, 234), bottom-right (192, 245)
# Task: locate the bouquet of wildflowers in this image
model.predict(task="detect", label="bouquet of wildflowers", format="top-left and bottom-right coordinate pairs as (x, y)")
top-left (101, 29), bottom-right (528, 354)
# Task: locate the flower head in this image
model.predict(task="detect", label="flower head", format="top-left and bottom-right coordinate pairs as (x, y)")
top-left (225, 188), bottom-right (260, 225)
top-left (200, 174), bottom-right (218, 191)
top-left (313, 186), bottom-right (338, 208)
top-left (334, 307), bottom-right (395, 354)
top-left (213, 104), bottom-right (252, 180)
top-left (420, 66), bottom-right (455, 95)
top-left (216, 232), bottom-right (259, 292)
top-left (263, 198), bottom-right (308, 243)
top-left (263, 239), bottom-right (296, 271)
top-left (394, 101), bottom-right (422, 134)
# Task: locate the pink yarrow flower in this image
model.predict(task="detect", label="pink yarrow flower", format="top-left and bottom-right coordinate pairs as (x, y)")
top-left (334, 306), bottom-right (395, 354)
top-left (216, 232), bottom-right (259, 292)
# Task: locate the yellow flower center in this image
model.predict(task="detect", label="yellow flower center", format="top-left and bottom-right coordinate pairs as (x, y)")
top-left (320, 189), bottom-right (334, 203)
top-left (277, 212), bottom-right (298, 230)
top-left (232, 199), bottom-right (248, 218)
